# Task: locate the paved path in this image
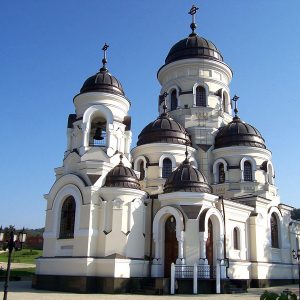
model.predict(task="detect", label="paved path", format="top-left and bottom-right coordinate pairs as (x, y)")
top-left (0, 281), bottom-right (298, 300)
top-left (0, 262), bottom-right (35, 270)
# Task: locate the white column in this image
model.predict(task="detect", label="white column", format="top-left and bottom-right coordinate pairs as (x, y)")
top-left (216, 260), bottom-right (221, 294)
top-left (193, 263), bottom-right (198, 294)
top-left (176, 231), bottom-right (185, 264)
top-left (170, 263), bottom-right (175, 295)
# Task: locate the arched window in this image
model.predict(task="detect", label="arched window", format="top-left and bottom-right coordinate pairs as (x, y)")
top-left (270, 213), bottom-right (279, 248)
top-left (233, 227), bottom-right (240, 250)
top-left (170, 90), bottom-right (178, 111)
top-left (196, 86), bottom-right (206, 107)
top-left (162, 158), bottom-right (172, 178)
top-left (89, 116), bottom-right (107, 147)
top-left (139, 160), bottom-right (145, 180)
top-left (218, 163), bottom-right (225, 183)
top-left (244, 161), bottom-right (253, 181)
top-left (59, 196), bottom-right (76, 239)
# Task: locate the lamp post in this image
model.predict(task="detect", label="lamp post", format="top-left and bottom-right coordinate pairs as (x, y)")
top-left (292, 249), bottom-right (300, 299)
top-left (0, 226), bottom-right (27, 300)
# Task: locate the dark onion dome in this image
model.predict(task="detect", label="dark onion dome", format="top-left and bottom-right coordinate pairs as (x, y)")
top-left (137, 112), bottom-right (191, 146)
top-left (80, 67), bottom-right (125, 96)
top-left (165, 33), bottom-right (223, 65)
top-left (104, 159), bottom-right (140, 190)
top-left (164, 158), bottom-right (212, 194)
top-left (214, 116), bottom-right (266, 149)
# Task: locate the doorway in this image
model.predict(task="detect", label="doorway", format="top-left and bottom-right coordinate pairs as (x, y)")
top-left (164, 216), bottom-right (178, 277)
top-left (206, 218), bottom-right (213, 267)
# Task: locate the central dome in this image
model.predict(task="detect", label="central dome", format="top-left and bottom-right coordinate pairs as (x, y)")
top-left (137, 112), bottom-right (191, 146)
top-left (165, 34), bottom-right (223, 65)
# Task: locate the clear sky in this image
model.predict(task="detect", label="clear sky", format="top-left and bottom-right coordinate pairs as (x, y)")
top-left (0, 1), bottom-right (299, 229)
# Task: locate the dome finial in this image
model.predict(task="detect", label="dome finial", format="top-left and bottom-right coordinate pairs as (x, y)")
top-left (188, 5), bottom-right (199, 36)
top-left (185, 134), bottom-right (189, 162)
top-left (119, 153), bottom-right (124, 165)
top-left (161, 91), bottom-right (169, 116)
top-left (232, 94), bottom-right (240, 118)
top-left (100, 43), bottom-right (109, 72)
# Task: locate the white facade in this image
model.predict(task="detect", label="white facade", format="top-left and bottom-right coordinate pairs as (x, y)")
top-left (35, 12), bottom-right (300, 294)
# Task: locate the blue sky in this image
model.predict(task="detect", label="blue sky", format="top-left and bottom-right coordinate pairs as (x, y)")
top-left (0, 1), bottom-right (299, 228)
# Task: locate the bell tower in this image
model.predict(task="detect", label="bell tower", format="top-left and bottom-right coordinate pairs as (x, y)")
top-left (65, 43), bottom-right (132, 160)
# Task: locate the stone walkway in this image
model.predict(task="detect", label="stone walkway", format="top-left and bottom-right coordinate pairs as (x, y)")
top-left (0, 281), bottom-right (298, 300)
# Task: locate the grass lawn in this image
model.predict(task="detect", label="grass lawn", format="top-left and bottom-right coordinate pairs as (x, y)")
top-left (0, 249), bottom-right (42, 264)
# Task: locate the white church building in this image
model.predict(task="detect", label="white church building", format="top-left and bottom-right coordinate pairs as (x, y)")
top-left (34, 6), bottom-right (300, 294)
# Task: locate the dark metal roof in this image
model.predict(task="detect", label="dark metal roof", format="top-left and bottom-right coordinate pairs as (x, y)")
top-left (164, 159), bottom-right (212, 194)
top-left (80, 68), bottom-right (125, 96)
top-left (214, 116), bottom-right (266, 149)
top-left (165, 34), bottom-right (223, 65)
top-left (104, 161), bottom-right (140, 190)
top-left (137, 112), bottom-right (191, 146)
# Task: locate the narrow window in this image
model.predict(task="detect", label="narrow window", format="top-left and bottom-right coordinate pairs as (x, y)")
top-left (271, 213), bottom-right (279, 248)
top-left (162, 158), bottom-right (172, 178)
top-left (218, 163), bottom-right (225, 183)
top-left (244, 161), bottom-right (253, 181)
top-left (233, 227), bottom-right (239, 250)
top-left (170, 90), bottom-right (178, 111)
top-left (196, 86), bottom-right (206, 107)
top-left (59, 196), bottom-right (76, 239)
top-left (139, 160), bottom-right (145, 180)
top-left (222, 93), bottom-right (226, 112)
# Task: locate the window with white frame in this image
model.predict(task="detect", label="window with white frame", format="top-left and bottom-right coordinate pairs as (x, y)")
top-left (233, 227), bottom-right (240, 250)
top-left (170, 89), bottom-right (178, 111)
top-left (162, 158), bottom-right (172, 178)
top-left (270, 213), bottom-right (279, 248)
top-left (59, 196), bottom-right (76, 239)
top-left (244, 161), bottom-right (253, 181)
top-left (196, 86), bottom-right (206, 107)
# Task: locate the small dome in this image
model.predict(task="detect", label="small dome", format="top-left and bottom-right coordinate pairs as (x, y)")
top-left (80, 67), bottom-right (125, 96)
top-left (164, 158), bottom-right (212, 194)
top-left (104, 160), bottom-right (140, 190)
top-left (165, 34), bottom-right (223, 65)
top-left (215, 116), bottom-right (266, 149)
top-left (137, 112), bottom-right (191, 146)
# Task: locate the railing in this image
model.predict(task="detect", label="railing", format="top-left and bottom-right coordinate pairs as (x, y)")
top-left (171, 263), bottom-right (221, 295)
top-left (89, 136), bottom-right (106, 147)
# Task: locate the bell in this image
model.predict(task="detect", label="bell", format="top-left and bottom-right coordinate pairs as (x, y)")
top-left (93, 127), bottom-right (104, 140)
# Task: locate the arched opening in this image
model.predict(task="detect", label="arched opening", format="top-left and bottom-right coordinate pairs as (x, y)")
top-left (244, 161), bottom-right (253, 181)
top-left (139, 160), bottom-right (145, 180)
top-left (218, 163), bottom-right (225, 183)
top-left (170, 89), bottom-right (178, 111)
top-left (59, 196), bottom-right (76, 239)
top-left (270, 213), bottom-right (279, 248)
top-left (89, 116), bottom-right (107, 147)
top-left (233, 227), bottom-right (240, 250)
top-left (164, 216), bottom-right (178, 277)
top-left (162, 158), bottom-right (172, 178)
top-left (206, 218), bottom-right (213, 266)
top-left (267, 163), bottom-right (274, 185)
top-left (196, 86), bottom-right (206, 107)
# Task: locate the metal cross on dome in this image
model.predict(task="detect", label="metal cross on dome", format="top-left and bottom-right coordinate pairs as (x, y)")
top-left (232, 95), bottom-right (240, 117)
top-left (188, 5), bottom-right (199, 34)
top-left (101, 42), bottom-right (109, 70)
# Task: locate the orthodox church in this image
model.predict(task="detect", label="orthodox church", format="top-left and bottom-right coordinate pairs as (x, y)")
top-left (34, 6), bottom-right (300, 294)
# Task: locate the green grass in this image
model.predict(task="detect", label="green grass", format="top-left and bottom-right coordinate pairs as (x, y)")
top-left (0, 267), bottom-right (36, 278)
top-left (0, 249), bottom-right (42, 264)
